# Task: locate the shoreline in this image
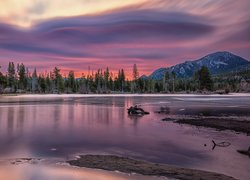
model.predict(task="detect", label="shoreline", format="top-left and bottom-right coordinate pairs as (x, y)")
top-left (0, 158), bottom-right (162, 180)
top-left (1, 92), bottom-right (250, 98)
top-left (0, 93), bottom-right (249, 104)
top-left (176, 117), bottom-right (250, 134)
top-left (67, 155), bottom-right (236, 180)
top-left (162, 116), bottom-right (250, 134)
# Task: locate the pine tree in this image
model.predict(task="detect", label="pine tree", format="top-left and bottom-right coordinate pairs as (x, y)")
top-left (195, 66), bottom-right (213, 91)
top-left (171, 71), bottom-right (176, 93)
top-left (104, 67), bottom-right (110, 92)
top-left (163, 71), bottom-right (170, 92)
top-left (7, 62), bottom-right (16, 90)
top-left (17, 63), bottom-right (27, 90)
top-left (120, 69), bottom-right (125, 92)
top-left (0, 66), bottom-right (6, 92)
top-left (32, 68), bottom-right (38, 92)
top-left (53, 67), bottom-right (64, 93)
top-left (38, 75), bottom-right (46, 93)
top-left (68, 71), bottom-right (76, 93)
top-left (132, 64), bottom-right (139, 92)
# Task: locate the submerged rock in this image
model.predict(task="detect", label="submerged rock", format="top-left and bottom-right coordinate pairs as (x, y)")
top-left (237, 147), bottom-right (250, 157)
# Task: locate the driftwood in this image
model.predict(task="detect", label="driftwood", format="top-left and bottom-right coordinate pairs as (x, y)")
top-left (237, 147), bottom-right (250, 157)
top-left (127, 105), bottom-right (150, 115)
top-left (212, 140), bottom-right (231, 150)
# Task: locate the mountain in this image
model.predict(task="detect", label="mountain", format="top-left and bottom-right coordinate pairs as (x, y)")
top-left (149, 51), bottom-right (250, 80)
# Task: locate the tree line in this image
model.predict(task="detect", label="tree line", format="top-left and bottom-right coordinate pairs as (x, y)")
top-left (0, 62), bottom-right (249, 94)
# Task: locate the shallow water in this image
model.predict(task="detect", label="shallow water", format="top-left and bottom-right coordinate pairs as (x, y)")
top-left (0, 94), bottom-right (250, 179)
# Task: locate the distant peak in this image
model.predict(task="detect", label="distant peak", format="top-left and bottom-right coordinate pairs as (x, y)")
top-left (205, 51), bottom-right (232, 57)
top-left (149, 51), bottom-right (249, 80)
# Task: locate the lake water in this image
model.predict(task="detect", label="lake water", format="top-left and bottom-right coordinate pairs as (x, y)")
top-left (0, 94), bottom-right (250, 180)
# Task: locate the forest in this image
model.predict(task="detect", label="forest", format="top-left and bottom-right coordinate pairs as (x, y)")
top-left (0, 62), bottom-right (249, 94)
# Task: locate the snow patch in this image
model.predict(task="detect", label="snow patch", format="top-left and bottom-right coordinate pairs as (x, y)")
top-left (180, 67), bottom-right (186, 74)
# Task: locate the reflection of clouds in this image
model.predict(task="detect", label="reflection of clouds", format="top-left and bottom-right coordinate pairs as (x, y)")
top-left (0, 163), bottom-right (146, 180)
top-left (0, 96), bottom-right (249, 180)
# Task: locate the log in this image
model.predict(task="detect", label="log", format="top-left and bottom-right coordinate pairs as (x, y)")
top-left (127, 105), bottom-right (150, 115)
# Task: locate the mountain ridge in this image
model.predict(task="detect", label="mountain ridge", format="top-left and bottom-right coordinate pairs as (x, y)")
top-left (148, 51), bottom-right (250, 80)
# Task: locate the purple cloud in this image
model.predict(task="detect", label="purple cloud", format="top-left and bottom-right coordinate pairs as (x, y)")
top-left (0, 8), bottom-right (249, 75)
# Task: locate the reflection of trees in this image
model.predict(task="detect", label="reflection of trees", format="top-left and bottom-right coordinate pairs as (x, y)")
top-left (32, 103), bottom-right (38, 126)
top-left (125, 97), bottom-right (134, 108)
top-left (53, 104), bottom-right (62, 130)
top-left (127, 114), bottom-right (142, 127)
top-left (68, 104), bottom-right (74, 129)
top-left (17, 106), bottom-right (25, 135)
top-left (7, 106), bottom-right (14, 136)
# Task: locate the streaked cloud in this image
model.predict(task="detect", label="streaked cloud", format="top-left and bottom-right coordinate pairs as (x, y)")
top-left (0, 0), bottom-right (249, 76)
top-left (0, 0), bottom-right (146, 27)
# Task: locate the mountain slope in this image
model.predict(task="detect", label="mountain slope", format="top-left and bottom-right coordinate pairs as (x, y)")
top-left (149, 51), bottom-right (250, 80)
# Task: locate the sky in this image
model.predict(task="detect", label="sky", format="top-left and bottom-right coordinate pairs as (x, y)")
top-left (0, 0), bottom-right (249, 77)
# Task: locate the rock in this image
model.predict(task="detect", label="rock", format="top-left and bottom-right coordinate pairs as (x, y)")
top-left (3, 87), bottom-right (15, 93)
top-left (237, 147), bottom-right (250, 157)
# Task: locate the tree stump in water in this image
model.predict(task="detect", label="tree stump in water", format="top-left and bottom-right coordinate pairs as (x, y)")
top-left (127, 105), bottom-right (150, 115)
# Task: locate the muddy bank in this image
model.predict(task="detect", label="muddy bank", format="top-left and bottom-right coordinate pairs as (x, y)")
top-left (67, 155), bottom-right (235, 180)
top-left (172, 117), bottom-right (250, 134)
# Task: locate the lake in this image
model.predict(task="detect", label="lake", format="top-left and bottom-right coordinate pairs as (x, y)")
top-left (0, 94), bottom-right (250, 179)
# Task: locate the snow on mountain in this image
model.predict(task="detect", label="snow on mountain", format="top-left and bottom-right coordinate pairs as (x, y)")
top-left (148, 51), bottom-right (250, 80)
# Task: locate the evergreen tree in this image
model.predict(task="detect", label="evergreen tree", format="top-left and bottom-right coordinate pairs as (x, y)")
top-left (38, 75), bottom-right (46, 93)
top-left (104, 67), bottom-right (110, 92)
top-left (109, 76), bottom-right (114, 91)
top-left (0, 66), bottom-right (7, 92)
top-left (120, 69), bottom-right (125, 92)
top-left (45, 74), bottom-right (51, 92)
top-left (171, 71), bottom-right (176, 93)
top-left (95, 69), bottom-right (103, 93)
top-left (52, 67), bottom-right (64, 93)
top-left (68, 71), bottom-right (76, 92)
top-left (132, 64), bottom-right (139, 92)
top-left (79, 74), bottom-right (87, 94)
top-left (2, 61), bottom-right (240, 94)
top-left (163, 71), bottom-right (170, 92)
top-left (17, 63), bottom-right (27, 90)
top-left (32, 68), bottom-right (38, 92)
top-left (195, 66), bottom-right (213, 91)
top-left (7, 62), bottom-right (16, 90)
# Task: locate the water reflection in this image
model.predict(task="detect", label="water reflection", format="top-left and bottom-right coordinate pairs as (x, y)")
top-left (7, 106), bottom-right (14, 136)
top-left (0, 96), bottom-right (249, 179)
top-left (0, 163), bottom-right (163, 180)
